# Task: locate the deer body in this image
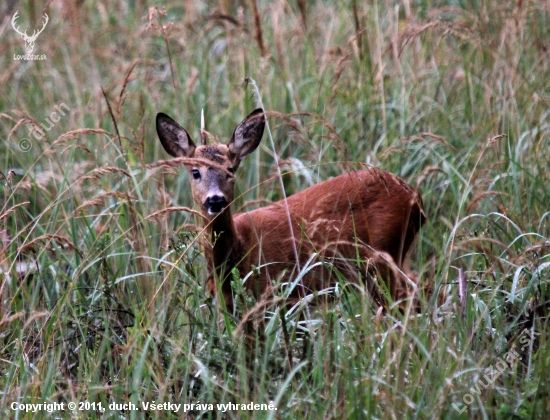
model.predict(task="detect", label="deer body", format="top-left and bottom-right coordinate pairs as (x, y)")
top-left (156, 109), bottom-right (425, 311)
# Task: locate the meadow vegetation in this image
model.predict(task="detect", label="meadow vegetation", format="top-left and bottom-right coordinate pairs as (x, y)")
top-left (0, 0), bottom-right (549, 418)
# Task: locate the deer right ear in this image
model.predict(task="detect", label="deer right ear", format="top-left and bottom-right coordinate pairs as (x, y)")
top-left (156, 113), bottom-right (196, 157)
top-left (227, 108), bottom-right (265, 161)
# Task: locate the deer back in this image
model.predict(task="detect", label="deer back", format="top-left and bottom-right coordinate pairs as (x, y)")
top-left (230, 169), bottom-right (426, 304)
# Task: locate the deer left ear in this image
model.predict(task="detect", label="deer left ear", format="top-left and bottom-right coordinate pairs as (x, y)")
top-left (156, 113), bottom-right (196, 158)
top-left (227, 109), bottom-right (265, 161)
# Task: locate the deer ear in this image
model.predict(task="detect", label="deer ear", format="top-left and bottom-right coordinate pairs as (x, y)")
top-left (227, 109), bottom-right (265, 161)
top-left (156, 113), bottom-right (196, 157)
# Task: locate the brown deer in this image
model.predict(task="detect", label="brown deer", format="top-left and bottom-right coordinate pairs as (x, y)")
top-left (156, 109), bottom-right (426, 313)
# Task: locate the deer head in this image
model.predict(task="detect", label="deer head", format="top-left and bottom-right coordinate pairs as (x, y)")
top-left (12, 11), bottom-right (49, 54)
top-left (156, 109), bottom-right (265, 219)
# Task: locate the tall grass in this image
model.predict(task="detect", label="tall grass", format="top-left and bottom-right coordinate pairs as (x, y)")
top-left (1, 0), bottom-right (549, 418)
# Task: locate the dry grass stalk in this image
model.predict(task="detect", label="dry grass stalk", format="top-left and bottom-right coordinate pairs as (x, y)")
top-left (0, 113), bottom-right (17, 123)
top-left (271, 2), bottom-right (284, 68)
top-left (60, 145), bottom-right (93, 156)
top-left (175, 223), bottom-right (202, 234)
top-left (330, 52), bottom-right (352, 102)
top-left (8, 117), bottom-right (41, 141)
top-left (146, 157), bottom-right (233, 176)
top-left (101, 87), bottom-right (122, 152)
top-left (203, 12), bottom-right (245, 30)
top-left (395, 21), bottom-right (439, 58)
top-left (233, 294), bottom-right (284, 339)
top-left (23, 311), bottom-right (50, 330)
top-left (416, 166), bottom-right (445, 188)
top-left (19, 234), bottom-right (83, 258)
top-left (74, 192), bottom-right (138, 213)
top-left (117, 60), bottom-right (139, 115)
top-left (250, 0), bottom-right (266, 57)
top-left (0, 202), bottom-right (30, 223)
top-left (457, 268), bottom-right (467, 319)
top-left (466, 191), bottom-right (508, 214)
top-left (0, 201), bottom-right (30, 221)
top-left (80, 166), bottom-right (131, 181)
top-left (297, 0), bottom-right (307, 30)
top-left (0, 62), bottom-right (19, 85)
top-left (54, 129), bottom-right (111, 145)
top-left (404, 132), bottom-right (457, 151)
top-left (146, 207), bottom-right (206, 221)
top-left (352, 0), bottom-right (363, 59)
top-left (0, 311), bottom-right (25, 328)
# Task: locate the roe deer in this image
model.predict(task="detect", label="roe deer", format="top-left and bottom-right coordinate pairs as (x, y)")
top-left (156, 109), bottom-right (426, 312)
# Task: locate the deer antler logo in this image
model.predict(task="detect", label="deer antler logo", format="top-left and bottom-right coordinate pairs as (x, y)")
top-left (11, 11), bottom-right (49, 54)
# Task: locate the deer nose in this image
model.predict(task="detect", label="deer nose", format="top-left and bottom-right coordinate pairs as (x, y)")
top-left (204, 195), bottom-right (228, 214)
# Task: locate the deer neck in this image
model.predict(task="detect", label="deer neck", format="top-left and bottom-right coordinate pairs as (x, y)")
top-left (208, 207), bottom-right (239, 280)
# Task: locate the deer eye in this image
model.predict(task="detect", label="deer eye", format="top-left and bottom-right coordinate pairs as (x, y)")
top-left (227, 167), bottom-right (234, 174)
top-left (191, 169), bottom-right (201, 180)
